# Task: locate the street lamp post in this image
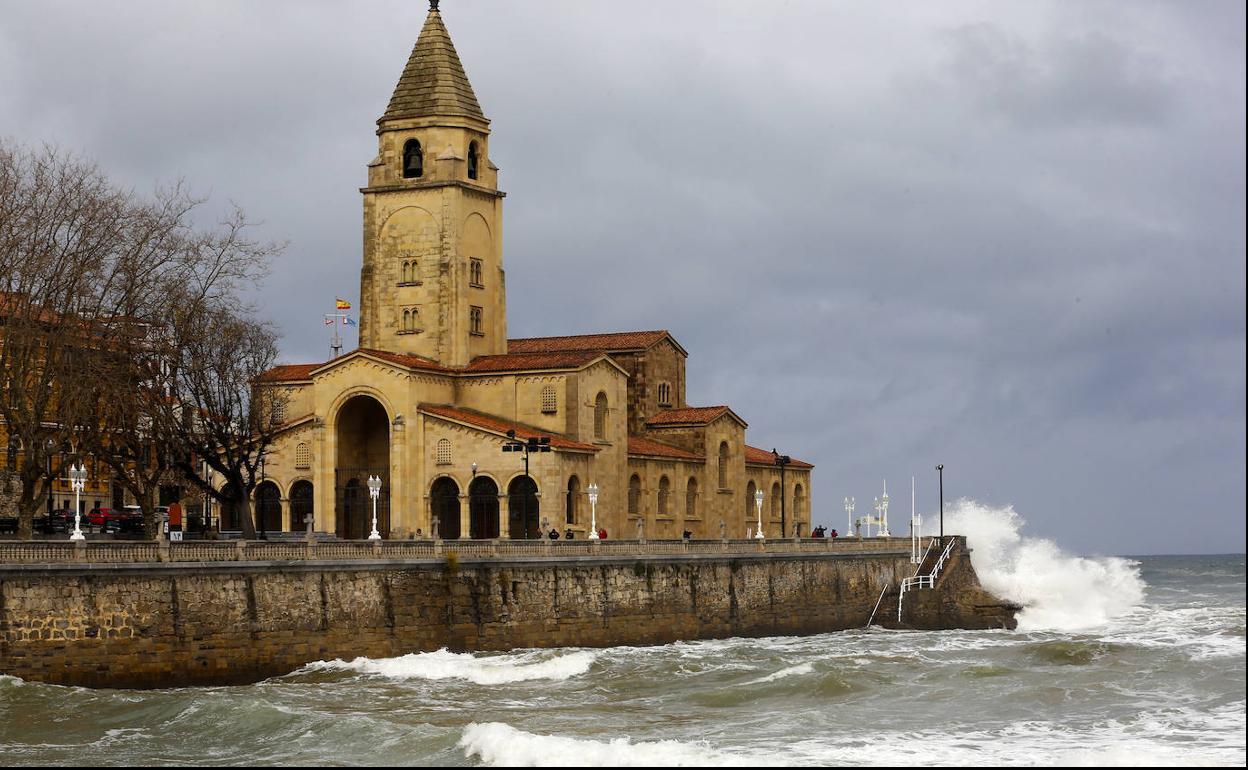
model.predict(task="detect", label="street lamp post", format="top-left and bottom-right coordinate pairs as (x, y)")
top-left (772, 449), bottom-right (791, 539)
top-left (754, 488), bottom-right (765, 540)
top-left (936, 464), bottom-right (944, 547)
top-left (844, 496), bottom-right (854, 539)
top-left (68, 462), bottom-right (86, 541)
top-left (502, 430), bottom-right (551, 539)
top-left (587, 482), bottom-right (599, 539)
top-left (367, 474), bottom-right (382, 541)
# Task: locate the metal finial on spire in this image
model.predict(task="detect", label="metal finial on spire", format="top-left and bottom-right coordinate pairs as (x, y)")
top-left (429, 0), bottom-right (440, 10)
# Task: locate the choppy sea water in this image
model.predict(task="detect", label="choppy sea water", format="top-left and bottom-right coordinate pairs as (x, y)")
top-left (1, 502), bottom-right (1244, 767)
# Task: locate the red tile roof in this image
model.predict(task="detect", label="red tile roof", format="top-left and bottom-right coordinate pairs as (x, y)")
top-left (627, 436), bottom-right (703, 462)
top-left (464, 351), bottom-right (604, 373)
top-left (256, 363), bottom-right (319, 382)
top-left (508, 330), bottom-right (675, 354)
top-left (744, 444), bottom-right (814, 469)
top-left (418, 404), bottom-right (600, 452)
top-left (646, 405), bottom-right (747, 428)
top-left (357, 348), bottom-right (450, 372)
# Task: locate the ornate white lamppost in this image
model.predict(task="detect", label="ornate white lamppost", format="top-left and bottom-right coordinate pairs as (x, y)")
top-left (843, 496), bottom-right (854, 538)
top-left (877, 480), bottom-right (891, 537)
top-left (754, 488), bottom-right (765, 540)
top-left (587, 482), bottom-right (600, 539)
top-left (68, 462), bottom-right (86, 541)
top-left (367, 474), bottom-right (382, 541)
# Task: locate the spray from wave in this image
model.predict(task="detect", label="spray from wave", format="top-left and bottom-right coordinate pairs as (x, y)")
top-left (304, 648), bottom-right (596, 685)
top-left (924, 499), bottom-right (1145, 632)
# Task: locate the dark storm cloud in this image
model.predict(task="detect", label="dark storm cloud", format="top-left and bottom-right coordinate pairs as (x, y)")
top-left (1, 0), bottom-right (1242, 554)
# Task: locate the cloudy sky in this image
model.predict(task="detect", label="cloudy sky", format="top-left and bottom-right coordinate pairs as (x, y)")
top-left (2, 1), bottom-right (1243, 555)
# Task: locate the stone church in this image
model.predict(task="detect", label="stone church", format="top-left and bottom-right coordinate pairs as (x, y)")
top-left (255, 3), bottom-right (813, 541)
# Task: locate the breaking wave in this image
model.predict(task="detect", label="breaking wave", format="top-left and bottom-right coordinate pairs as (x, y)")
top-left (924, 499), bottom-right (1146, 631)
top-left (458, 722), bottom-right (771, 767)
top-left (304, 648), bottom-right (596, 685)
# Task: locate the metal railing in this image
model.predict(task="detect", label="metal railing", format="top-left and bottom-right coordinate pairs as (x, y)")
top-left (898, 537), bottom-right (959, 621)
top-left (0, 535), bottom-right (918, 565)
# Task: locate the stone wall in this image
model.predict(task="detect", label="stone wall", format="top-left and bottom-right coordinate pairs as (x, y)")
top-left (0, 538), bottom-right (1015, 688)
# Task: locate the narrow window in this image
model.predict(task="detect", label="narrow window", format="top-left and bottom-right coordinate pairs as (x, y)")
top-left (658, 382), bottom-right (671, 406)
top-left (566, 476), bottom-right (580, 524)
top-left (594, 392), bottom-right (608, 439)
top-left (686, 478), bottom-right (698, 518)
top-left (470, 258), bottom-right (483, 287)
top-left (628, 474), bottom-right (641, 515)
top-left (295, 442), bottom-right (311, 470)
top-left (403, 139), bottom-right (423, 178)
top-left (470, 306), bottom-right (483, 335)
top-left (771, 481), bottom-right (781, 517)
top-left (468, 141), bottom-right (479, 180)
top-left (436, 438), bottom-right (452, 465)
top-left (718, 442), bottom-right (730, 489)
top-left (541, 384), bottom-right (557, 414)
top-left (658, 476), bottom-right (670, 517)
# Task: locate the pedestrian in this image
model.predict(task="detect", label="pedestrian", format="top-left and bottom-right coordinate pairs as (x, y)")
top-left (548, 528), bottom-right (559, 540)
top-left (830, 528), bottom-right (838, 539)
top-left (682, 529), bottom-right (692, 541)
top-left (597, 527), bottom-right (607, 539)
top-left (564, 528), bottom-right (574, 540)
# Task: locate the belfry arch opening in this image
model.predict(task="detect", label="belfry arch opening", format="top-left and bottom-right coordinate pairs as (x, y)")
top-left (335, 394), bottom-right (390, 539)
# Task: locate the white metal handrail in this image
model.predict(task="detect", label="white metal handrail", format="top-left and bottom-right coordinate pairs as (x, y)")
top-left (930, 537), bottom-right (957, 581)
top-left (897, 537), bottom-right (959, 621)
top-left (866, 584), bottom-right (890, 627)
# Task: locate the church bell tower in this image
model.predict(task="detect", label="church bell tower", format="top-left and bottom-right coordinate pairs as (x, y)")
top-left (358, 1), bottom-right (507, 367)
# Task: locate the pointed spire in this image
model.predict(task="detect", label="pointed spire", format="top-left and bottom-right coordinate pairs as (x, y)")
top-left (380, 3), bottom-right (484, 124)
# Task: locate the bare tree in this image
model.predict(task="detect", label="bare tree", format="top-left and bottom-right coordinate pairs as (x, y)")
top-left (1, 141), bottom-right (281, 539)
top-left (155, 301), bottom-right (287, 540)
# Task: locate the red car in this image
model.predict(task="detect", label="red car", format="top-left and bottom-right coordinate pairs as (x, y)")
top-left (85, 507), bottom-right (115, 528)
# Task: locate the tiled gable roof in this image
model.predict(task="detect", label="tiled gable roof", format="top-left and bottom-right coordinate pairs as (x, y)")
top-left (627, 436), bottom-right (703, 462)
top-left (744, 444), bottom-right (814, 469)
top-left (418, 404), bottom-right (599, 452)
top-left (381, 8), bottom-right (484, 123)
top-left (464, 351), bottom-right (603, 373)
top-left (508, 330), bottom-right (673, 354)
top-left (646, 405), bottom-right (747, 428)
top-left (256, 364), bottom-right (319, 383)
top-left (357, 348), bottom-right (450, 372)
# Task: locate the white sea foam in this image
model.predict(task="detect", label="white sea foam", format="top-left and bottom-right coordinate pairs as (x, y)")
top-left (458, 722), bottom-right (774, 767)
top-left (305, 648), bottom-right (595, 685)
top-left (743, 663), bottom-right (815, 685)
top-left (925, 499), bottom-right (1146, 631)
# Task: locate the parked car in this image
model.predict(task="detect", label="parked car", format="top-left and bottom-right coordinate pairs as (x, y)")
top-left (85, 507), bottom-right (115, 528)
top-left (105, 506), bottom-right (145, 535)
top-left (35, 508), bottom-right (75, 534)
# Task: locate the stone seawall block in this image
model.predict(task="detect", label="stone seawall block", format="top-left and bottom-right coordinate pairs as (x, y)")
top-left (0, 542), bottom-right (1014, 688)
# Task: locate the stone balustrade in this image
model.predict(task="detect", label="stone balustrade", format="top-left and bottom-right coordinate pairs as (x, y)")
top-left (0, 536), bottom-right (923, 564)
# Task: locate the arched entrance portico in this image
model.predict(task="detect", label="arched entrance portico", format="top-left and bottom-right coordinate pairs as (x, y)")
top-left (335, 394), bottom-right (390, 539)
top-left (431, 477), bottom-right (461, 540)
top-left (507, 476), bottom-right (539, 539)
top-left (469, 476), bottom-right (500, 539)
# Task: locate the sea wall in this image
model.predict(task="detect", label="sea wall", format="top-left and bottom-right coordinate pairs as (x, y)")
top-left (0, 537), bottom-right (1015, 688)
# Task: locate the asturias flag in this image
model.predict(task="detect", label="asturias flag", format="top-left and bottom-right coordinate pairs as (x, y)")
top-left (335, 298), bottom-right (352, 310)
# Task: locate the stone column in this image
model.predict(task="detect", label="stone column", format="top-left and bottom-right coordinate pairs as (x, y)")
top-left (459, 493), bottom-right (470, 539)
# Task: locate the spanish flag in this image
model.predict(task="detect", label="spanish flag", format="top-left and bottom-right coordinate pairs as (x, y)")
top-left (335, 298), bottom-right (351, 310)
